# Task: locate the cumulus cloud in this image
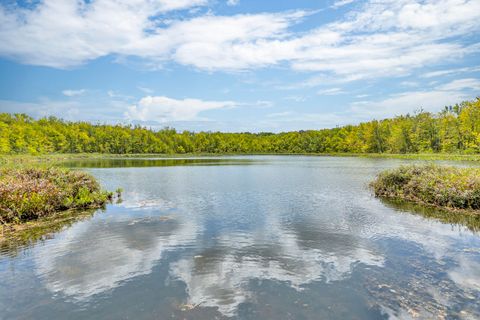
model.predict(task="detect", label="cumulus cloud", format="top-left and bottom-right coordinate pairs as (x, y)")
top-left (0, 0), bottom-right (209, 68)
top-left (0, 0), bottom-right (478, 81)
top-left (125, 95), bottom-right (237, 122)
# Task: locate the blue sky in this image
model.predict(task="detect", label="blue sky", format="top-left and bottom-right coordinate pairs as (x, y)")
top-left (0, 0), bottom-right (479, 132)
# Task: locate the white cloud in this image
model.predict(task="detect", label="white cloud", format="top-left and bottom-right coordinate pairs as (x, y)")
top-left (421, 66), bottom-right (480, 78)
top-left (107, 90), bottom-right (135, 101)
top-left (277, 77), bottom-right (480, 128)
top-left (332, 0), bottom-right (480, 34)
top-left (0, 99), bottom-right (81, 120)
top-left (165, 11), bottom-right (307, 70)
top-left (265, 111), bottom-right (350, 128)
top-left (125, 95), bottom-right (237, 122)
top-left (436, 78), bottom-right (480, 91)
top-left (0, 0), bottom-right (209, 68)
top-left (317, 87), bottom-right (345, 95)
top-left (155, 0), bottom-right (208, 12)
top-left (226, 0), bottom-right (239, 6)
top-left (348, 78), bottom-right (480, 120)
top-left (350, 90), bottom-right (469, 119)
top-left (332, 0), bottom-right (356, 9)
top-left (62, 89), bottom-right (86, 97)
top-left (0, 97), bottom-right (129, 123)
top-left (0, 0), bottom-right (478, 82)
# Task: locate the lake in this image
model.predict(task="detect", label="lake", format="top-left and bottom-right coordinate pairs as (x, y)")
top-left (1, 156), bottom-right (479, 319)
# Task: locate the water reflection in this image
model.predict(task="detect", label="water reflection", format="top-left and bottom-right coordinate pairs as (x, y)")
top-left (0, 156), bottom-right (479, 319)
top-left (380, 198), bottom-right (480, 232)
top-left (170, 229), bottom-right (383, 316)
top-left (0, 209), bottom-right (98, 257)
top-left (61, 157), bottom-right (261, 168)
top-left (34, 208), bottom-right (199, 301)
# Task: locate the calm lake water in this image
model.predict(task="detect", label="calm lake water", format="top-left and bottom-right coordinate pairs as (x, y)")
top-left (1, 156), bottom-right (480, 319)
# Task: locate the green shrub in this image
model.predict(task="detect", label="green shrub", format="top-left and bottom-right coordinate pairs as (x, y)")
top-left (0, 167), bottom-right (113, 224)
top-left (371, 165), bottom-right (480, 211)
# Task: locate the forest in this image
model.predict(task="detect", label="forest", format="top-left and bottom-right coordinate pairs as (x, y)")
top-left (0, 98), bottom-right (479, 155)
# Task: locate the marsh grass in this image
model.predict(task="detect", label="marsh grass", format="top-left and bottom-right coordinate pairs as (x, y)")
top-left (0, 167), bottom-right (113, 225)
top-left (371, 164), bottom-right (480, 212)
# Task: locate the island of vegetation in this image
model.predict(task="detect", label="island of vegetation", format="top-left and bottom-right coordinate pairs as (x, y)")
top-left (371, 165), bottom-right (480, 213)
top-left (0, 167), bottom-right (116, 229)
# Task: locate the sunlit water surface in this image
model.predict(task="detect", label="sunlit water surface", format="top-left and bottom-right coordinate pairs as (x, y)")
top-left (1, 156), bottom-right (479, 319)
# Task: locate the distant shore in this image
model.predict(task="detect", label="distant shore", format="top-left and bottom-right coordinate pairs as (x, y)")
top-left (2, 152), bottom-right (480, 165)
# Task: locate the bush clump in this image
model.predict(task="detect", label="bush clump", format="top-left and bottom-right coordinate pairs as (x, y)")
top-left (0, 167), bottom-right (113, 224)
top-left (371, 164), bottom-right (480, 211)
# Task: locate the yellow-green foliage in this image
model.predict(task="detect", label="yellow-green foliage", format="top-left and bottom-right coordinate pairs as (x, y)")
top-left (371, 165), bottom-right (480, 211)
top-left (0, 167), bottom-right (112, 224)
top-left (0, 99), bottom-right (479, 155)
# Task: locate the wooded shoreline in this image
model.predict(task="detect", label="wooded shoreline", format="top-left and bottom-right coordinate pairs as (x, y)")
top-left (1, 98), bottom-right (479, 155)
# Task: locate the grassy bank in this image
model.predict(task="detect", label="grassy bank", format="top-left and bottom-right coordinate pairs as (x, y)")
top-left (0, 167), bottom-right (115, 226)
top-left (371, 165), bottom-right (480, 212)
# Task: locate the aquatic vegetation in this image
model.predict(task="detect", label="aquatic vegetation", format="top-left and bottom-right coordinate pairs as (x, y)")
top-left (0, 167), bottom-right (113, 224)
top-left (371, 165), bottom-right (480, 212)
top-left (0, 209), bottom-right (98, 257)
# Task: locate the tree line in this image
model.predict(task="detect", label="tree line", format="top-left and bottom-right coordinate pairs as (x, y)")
top-left (0, 98), bottom-right (479, 155)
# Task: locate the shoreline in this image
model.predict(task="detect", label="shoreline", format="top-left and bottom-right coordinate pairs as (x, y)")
top-left (2, 152), bottom-right (480, 165)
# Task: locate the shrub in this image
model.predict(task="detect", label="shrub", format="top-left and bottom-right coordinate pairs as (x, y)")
top-left (0, 167), bottom-right (113, 224)
top-left (370, 164), bottom-right (480, 211)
